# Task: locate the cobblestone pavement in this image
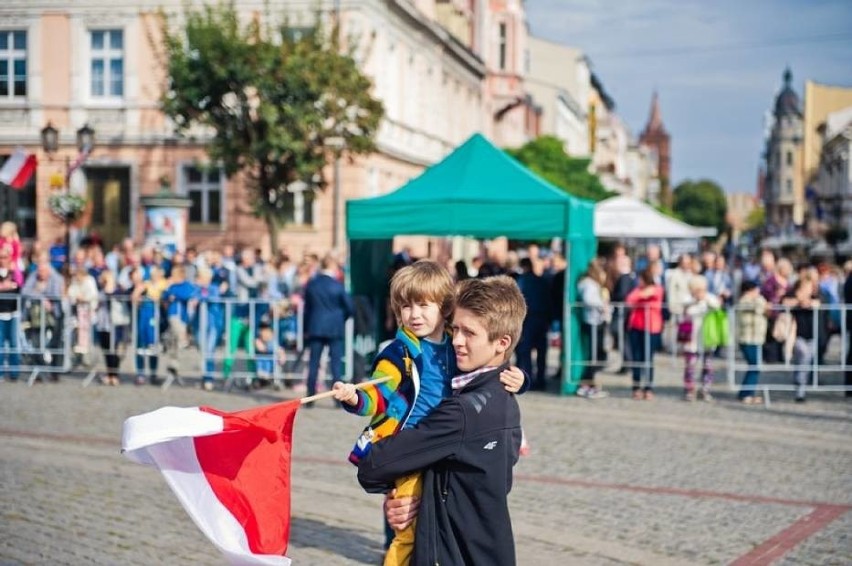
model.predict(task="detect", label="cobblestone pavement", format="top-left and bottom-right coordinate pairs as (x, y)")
top-left (1, 355), bottom-right (850, 566)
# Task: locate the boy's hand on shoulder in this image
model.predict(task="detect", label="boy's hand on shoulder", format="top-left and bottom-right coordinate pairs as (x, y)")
top-left (500, 366), bottom-right (524, 393)
top-left (332, 381), bottom-right (358, 405)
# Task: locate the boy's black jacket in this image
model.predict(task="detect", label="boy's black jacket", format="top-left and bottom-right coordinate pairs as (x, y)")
top-left (358, 363), bottom-right (522, 566)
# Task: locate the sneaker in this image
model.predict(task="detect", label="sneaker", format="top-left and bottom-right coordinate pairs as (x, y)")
top-left (202, 381), bottom-right (214, 392)
top-left (576, 385), bottom-right (590, 398)
top-left (699, 389), bottom-right (714, 403)
top-left (631, 389), bottom-right (644, 400)
top-left (684, 391), bottom-right (697, 402)
top-left (136, 375), bottom-right (146, 386)
top-left (795, 395), bottom-right (806, 404)
top-left (586, 387), bottom-right (609, 399)
top-left (643, 390), bottom-right (655, 401)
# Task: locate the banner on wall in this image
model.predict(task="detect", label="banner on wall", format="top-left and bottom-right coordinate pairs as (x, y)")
top-left (144, 207), bottom-right (186, 256)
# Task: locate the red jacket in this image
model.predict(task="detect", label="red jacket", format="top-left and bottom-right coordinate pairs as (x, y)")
top-left (625, 285), bottom-right (664, 334)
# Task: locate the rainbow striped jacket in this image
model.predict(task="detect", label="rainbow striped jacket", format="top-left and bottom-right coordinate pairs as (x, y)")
top-left (343, 326), bottom-right (430, 465)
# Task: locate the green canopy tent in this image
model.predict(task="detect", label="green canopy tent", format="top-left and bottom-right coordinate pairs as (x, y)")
top-left (346, 133), bottom-right (596, 394)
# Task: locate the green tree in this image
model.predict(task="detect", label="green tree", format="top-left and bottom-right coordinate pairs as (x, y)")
top-left (672, 179), bottom-right (728, 235)
top-left (155, 4), bottom-right (383, 252)
top-left (745, 206), bottom-right (765, 230)
top-left (505, 136), bottom-right (614, 202)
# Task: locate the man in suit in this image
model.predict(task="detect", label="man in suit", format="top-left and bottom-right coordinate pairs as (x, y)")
top-left (303, 254), bottom-right (354, 402)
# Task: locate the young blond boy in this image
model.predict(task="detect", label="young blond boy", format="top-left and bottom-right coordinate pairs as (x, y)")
top-left (357, 275), bottom-right (528, 565)
top-left (332, 261), bottom-right (526, 565)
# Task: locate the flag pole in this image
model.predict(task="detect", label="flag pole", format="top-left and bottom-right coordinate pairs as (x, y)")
top-left (299, 375), bottom-right (393, 405)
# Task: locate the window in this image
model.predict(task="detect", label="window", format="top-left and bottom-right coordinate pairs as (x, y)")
top-left (0, 30), bottom-right (27, 98)
top-left (785, 179), bottom-right (792, 195)
top-left (786, 151), bottom-right (792, 166)
top-left (498, 23), bottom-right (507, 70)
top-left (183, 165), bottom-right (223, 225)
top-left (90, 30), bottom-right (123, 97)
top-left (282, 184), bottom-right (315, 226)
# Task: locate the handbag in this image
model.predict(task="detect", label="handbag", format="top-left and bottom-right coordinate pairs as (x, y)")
top-left (772, 311), bottom-right (795, 342)
top-left (676, 318), bottom-right (693, 343)
top-left (702, 309), bottom-right (730, 349)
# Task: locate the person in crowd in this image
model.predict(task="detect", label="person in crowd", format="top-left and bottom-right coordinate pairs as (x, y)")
top-left (548, 252), bottom-right (567, 380)
top-left (576, 259), bottom-right (610, 399)
top-left (183, 247), bottom-right (201, 283)
top-left (816, 263), bottom-right (841, 364)
top-left (453, 259), bottom-right (471, 282)
top-left (625, 267), bottom-right (664, 400)
top-left (0, 246), bottom-right (21, 382)
top-left (195, 267), bottom-right (226, 391)
top-left (782, 278), bottom-right (821, 403)
top-left (129, 267), bottom-right (160, 385)
top-left (706, 254), bottom-right (733, 306)
top-left (223, 248), bottom-right (261, 387)
top-left (610, 254), bottom-right (637, 374)
top-left (253, 320), bottom-right (282, 387)
top-left (94, 270), bottom-right (129, 386)
top-left (681, 275), bottom-right (721, 402)
top-left (761, 256), bottom-right (792, 363)
top-left (162, 265), bottom-right (199, 385)
top-left (48, 237), bottom-right (68, 274)
top-left (303, 254), bottom-right (353, 399)
top-left (66, 265), bottom-right (99, 364)
top-left (700, 251), bottom-right (716, 275)
top-left (515, 257), bottom-right (551, 391)
top-left (0, 221), bottom-right (22, 279)
top-left (87, 246), bottom-right (110, 288)
top-left (357, 275), bottom-right (526, 566)
top-left (331, 260), bottom-right (527, 559)
top-left (22, 255), bottom-right (66, 371)
top-left (104, 242), bottom-right (122, 274)
top-left (666, 254), bottom-right (695, 345)
top-left (736, 280), bottom-right (770, 404)
top-left (206, 250), bottom-right (232, 296)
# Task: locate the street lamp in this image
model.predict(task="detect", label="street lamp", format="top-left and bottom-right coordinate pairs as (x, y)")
top-left (327, 136), bottom-right (345, 250)
top-left (40, 122), bottom-right (95, 274)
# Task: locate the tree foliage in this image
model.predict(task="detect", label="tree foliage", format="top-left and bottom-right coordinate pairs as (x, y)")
top-left (672, 179), bottom-right (728, 234)
top-left (745, 206), bottom-right (765, 230)
top-left (505, 136), bottom-right (614, 202)
top-left (155, 3), bottom-right (383, 251)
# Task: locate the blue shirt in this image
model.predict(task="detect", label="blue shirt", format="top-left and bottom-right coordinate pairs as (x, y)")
top-left (405, 336), bottom-right (454, 428)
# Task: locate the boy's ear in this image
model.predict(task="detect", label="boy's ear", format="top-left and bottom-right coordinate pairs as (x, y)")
top-left (495, 334), bottom-right (512, 354)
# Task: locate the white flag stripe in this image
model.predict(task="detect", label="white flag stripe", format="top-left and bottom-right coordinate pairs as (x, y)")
top-left (0, 147), bottom-right (28, 185)
top-left (121, 406), bottom-right (223, 455)
top-left (133, 437), bottom-right (291, 566)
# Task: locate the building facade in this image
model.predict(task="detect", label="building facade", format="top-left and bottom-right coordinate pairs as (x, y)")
top-left (525, 36), bottom-right (590, 158)
top-left (816, 107), bottom-right (852, 247)
top-left (0, 0), bottom-right (530, 256)
top-left (761, 68), bottom-right (804, 230)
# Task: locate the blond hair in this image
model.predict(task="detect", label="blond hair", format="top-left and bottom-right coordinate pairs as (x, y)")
top-left (455, 275), bottom-right (527, 359)
top-left (0, 222), bottom-right (17, 239)
top-left (389, 259), bottom-right (455, 320)
top-left (688, 274), bottom-right (708, 293)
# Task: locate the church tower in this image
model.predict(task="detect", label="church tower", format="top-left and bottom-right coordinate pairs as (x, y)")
top-left (639, 92), bottom-right (671, 205)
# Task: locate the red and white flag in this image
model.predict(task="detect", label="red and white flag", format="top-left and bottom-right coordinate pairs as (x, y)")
top-left (122, 401), bottom-right (300, 565)
top-left (0, 147), bottom-right (37, 189)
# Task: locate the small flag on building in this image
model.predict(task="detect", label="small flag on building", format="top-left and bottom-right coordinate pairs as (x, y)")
top-left (0, 147), bottom-right (37, 189)
top-left (122, 401), bottom-right (300, 566)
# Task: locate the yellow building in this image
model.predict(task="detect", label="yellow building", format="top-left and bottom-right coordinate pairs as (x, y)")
top-left (803, 81), bottom-right (852, 185)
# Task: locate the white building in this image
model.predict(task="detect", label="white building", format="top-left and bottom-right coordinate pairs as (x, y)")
top-left (525, 36), bottom-right (590, 157)
top-left (816, 106), bottom-right (852, 247)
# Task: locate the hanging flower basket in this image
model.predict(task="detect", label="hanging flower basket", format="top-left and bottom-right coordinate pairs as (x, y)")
top-left (48, 192), bottom-right (88, 223)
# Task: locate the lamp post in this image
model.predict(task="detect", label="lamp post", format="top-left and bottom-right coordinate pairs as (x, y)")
top-left (326, 136), bottom-right (345, 250)
top-left (40, 122), bottom-right (95, 274)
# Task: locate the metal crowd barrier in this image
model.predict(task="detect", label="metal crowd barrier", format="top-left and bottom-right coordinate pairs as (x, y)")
top-left (563, 301), bottom-right (851, 401)
top-left (0, 293), bottom-right (73, 385)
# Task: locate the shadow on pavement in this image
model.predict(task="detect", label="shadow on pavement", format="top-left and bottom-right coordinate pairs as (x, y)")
top-left (290, 516), bottom-right (384, 564)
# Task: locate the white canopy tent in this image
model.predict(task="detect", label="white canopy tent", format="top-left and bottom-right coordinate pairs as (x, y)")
top-left (594, 196), bottom-right (718, 239)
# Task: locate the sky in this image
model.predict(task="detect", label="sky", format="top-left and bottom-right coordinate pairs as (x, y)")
top-left (525, 0), bottom-right (852, 194)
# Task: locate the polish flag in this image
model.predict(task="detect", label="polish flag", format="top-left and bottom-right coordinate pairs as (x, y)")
top-left (122, 401), bottom-right (301, 565)
top-left (0, 147), bottom-right (37, 189)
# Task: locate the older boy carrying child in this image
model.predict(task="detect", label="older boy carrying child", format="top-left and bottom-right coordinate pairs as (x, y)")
top-left (356, 275), bottom-right (527, 565)
top-left (332, 261), bottom-right (526, 565)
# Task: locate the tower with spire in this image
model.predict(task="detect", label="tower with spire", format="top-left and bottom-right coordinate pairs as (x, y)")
top-left (639, 92), bottom-right (671, 206)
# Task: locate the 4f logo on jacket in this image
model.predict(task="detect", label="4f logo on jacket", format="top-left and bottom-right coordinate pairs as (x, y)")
top-left (483, 441), bottom-right (498, 450)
